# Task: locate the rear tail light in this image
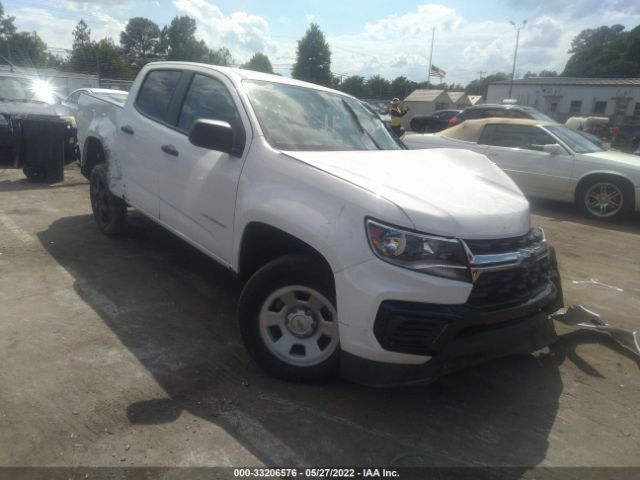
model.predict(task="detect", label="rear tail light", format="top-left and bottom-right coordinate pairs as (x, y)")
top-left (448, 116), bottom-right (459, 127)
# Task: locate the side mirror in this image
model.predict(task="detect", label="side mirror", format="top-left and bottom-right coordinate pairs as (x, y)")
top-left (188, 119), bottom-right (235, 155)
top-left (543, 143), bottom-right (565, 155)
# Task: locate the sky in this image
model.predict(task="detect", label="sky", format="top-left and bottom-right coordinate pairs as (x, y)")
top-left (5, 0), bottom-right (640, 85)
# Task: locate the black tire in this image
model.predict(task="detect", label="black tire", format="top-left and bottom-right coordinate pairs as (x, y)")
top-left (90, 164), bottom-right (127, 235)
top-left (238, 253), bottom-right (340, 382)
top-left (23, 165), bottom-right (47, 182)
top-left (577, 176), bottom-right (633, 221)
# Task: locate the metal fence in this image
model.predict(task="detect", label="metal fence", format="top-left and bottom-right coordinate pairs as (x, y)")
top-left (0, 65), bottom-right (133, 95)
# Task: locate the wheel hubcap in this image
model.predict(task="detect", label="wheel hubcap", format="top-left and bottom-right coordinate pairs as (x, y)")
top-left (259, 285), bottom-right (338, 367)
top-left (286, 308), bottom-right (317, 337)
top-left (585, 183), bottom-right (622, 218)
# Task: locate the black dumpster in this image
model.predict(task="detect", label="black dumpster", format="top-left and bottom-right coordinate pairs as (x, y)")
top-left (21, 117), bottom-right (66, 183)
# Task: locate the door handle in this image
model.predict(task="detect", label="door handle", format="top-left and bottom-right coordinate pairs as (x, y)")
top-left (161, 144), bottom-right (179, 157)
top-left (121, 125), bottom-right (134, 135)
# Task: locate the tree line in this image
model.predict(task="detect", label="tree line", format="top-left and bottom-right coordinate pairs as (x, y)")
top-left (0, 0), bottom-right (638, 98)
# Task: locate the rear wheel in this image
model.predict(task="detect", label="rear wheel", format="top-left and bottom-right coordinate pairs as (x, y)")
top-left (578, 177), bottom-right (632, 221)
top-left (90, 164), bottom-right (126, 235)
top-left (238, 254), bottom-right (340, 382)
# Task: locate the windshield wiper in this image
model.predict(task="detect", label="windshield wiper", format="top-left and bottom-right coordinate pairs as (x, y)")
top-left (342, 99), bottom-right (381, 150)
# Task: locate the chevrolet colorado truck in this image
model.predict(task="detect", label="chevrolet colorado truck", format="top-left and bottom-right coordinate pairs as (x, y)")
top-left (77, 62), bottom-right (563, 386)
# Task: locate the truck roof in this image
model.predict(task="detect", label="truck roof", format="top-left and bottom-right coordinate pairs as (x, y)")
top-left (143, 61), bottom-right (348, 96)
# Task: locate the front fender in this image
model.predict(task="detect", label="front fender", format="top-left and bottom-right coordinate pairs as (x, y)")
top-left (232, 143), bottom-right (411, 274)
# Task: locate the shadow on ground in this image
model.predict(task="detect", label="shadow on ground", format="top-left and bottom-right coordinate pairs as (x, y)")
top-left (36, 211), bottom-right (624, 471)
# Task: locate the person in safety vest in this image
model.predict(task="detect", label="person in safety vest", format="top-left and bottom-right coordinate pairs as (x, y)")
top-left (389, 97), bottom-right (409, 137)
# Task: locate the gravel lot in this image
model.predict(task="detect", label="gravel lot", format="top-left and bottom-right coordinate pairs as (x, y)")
top-left (1, 166), bottom-right (639, 474)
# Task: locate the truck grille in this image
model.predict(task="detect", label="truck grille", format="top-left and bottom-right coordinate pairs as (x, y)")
top-left (464, 229), bottom-right (550, 310)
top-left (463, 230), bottom-right (541, 255)
top-left (466, 255), bottom-right (550, 309)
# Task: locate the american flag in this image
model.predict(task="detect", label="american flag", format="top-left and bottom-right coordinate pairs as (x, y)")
top-left (430, 65), bottom-right (446, 78)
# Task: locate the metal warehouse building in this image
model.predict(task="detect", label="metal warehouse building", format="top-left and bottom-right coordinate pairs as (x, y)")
top-left (487, 77), bottom-right (640, 123)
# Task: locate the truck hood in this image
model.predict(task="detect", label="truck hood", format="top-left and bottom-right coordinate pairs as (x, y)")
top-left (282, 148), bottom-right (531, 239)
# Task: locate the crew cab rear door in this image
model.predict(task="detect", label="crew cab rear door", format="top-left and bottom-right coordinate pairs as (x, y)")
top-left (155, 70), bottom-right (250, 265)
top-left (118, 69), bottom-right (185, 218)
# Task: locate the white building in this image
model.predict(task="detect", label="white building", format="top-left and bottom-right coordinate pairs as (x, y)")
top-left (402, 89), bottom-right (474, 128)
top-left (487, 77), bottom-right (640, 122)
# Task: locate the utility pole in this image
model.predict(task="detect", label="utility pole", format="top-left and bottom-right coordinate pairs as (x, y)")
top-left (96, 46), bottom-right (101, 87)
top-left (508, 20), bottom-right (526, 99)
top-left (477, 71), bottom-right (486, 79)
top-left (6, 39), bottom-right (13, 72)
top-left (427, 27), bottom-right (434, 87)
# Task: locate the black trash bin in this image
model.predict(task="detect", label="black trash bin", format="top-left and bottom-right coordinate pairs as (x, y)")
top-left (21, 117), bottom-right (66, 183)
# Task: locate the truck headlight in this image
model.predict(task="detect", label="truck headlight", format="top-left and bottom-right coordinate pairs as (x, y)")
top-left (366, 219), bottom-right (470, 282)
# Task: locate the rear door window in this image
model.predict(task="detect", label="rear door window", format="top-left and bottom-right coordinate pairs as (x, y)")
top-left (481, 124), bottom-right (555, 150)
top-left (136, 70), bottom-right (182, 122)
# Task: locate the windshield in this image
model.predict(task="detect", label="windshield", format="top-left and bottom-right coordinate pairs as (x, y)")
top-left (546, 125), bottom-right (604, 154)
top-left (244, 80), bottom-right (402, 151)
top-left (0, 76), bottom-right (60, 105)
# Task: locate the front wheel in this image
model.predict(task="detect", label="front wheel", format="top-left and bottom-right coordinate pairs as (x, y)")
top-left (238, 254), bottom-right (340, 382)
top-left (90, 164), bottom-right (127, 235)
top-left (578, 177), bottom-right (632, 221)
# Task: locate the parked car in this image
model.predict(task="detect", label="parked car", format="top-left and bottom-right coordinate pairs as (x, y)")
top-left (448, 104), bottom-right (555, 128)
top-left (77, 62), bottom-right (562, 386)
top-left (0, 73), bottom-right (78, 181)
top-left (63, 88), bottom-right (128, 115)
top-left (404, 118), bottom-right (640, 221)
top-left (409, 109), bottom-right (461, 133)
top-left (611, 124), bottom-right (640, 154)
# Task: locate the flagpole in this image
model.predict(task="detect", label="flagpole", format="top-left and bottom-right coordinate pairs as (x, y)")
top-left (427, 27), bottom-right (434, 87)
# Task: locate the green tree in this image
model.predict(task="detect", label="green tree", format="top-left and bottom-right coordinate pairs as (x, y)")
top-left (291, 23), bottom-right (332, 86)
top-left (73, 19), bottom-right (91, 50)
top-left (0, 31), bottom-right (52, 67)
top-left (120, 17), bottom-right (161, 67)
top-left (465, 72), bottom-right (509, 97)
top-left (241, 52), bottom-right (273, 73)
top-left (0, 2), bottom-right (15, 67)
top-left (365, 75), bottom-right (391, 99)
top-left (538, 69), bottom-right (558, 77)
top-left (162, 16), bottom-right (209, 62)
top-left (65, 38), bottom-right (132, 79)
top-left (390, 76), bottom-right (417, 99)
top-left (563, 25), bottom-right (640, 77)
top-left (339, 75), bottom-right (367, 97)
top-left (0, 2), bottom-right (15, 39)
top-left (208, 46), bottom-right (233, 66)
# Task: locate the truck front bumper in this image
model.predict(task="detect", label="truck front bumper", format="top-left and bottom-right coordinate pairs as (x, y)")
top-left (335, 248), bottom-right (562, 387)
top-left (340, 290), bottom-right (558, 387)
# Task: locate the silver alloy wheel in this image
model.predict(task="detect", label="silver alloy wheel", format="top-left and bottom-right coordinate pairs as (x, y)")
top-left (584, 182), bottom-right (623, 218)
top-left (258, 285), bottom-right (339, 367)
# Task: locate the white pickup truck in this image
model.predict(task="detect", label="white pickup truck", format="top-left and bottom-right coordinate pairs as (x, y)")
top-left (77, 62), bottom-right (563, 386)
